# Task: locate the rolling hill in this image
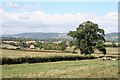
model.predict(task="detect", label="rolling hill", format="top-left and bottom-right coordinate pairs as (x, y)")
top-left (2, 32), bottom-right (71, 39)
top-left (2, 32), bottom-right (119, 41)
top-left (105, 32), bottom-right (118, 41)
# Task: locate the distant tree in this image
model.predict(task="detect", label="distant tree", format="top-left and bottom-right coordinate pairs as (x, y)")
top-left (68, 41), bottom-right (74, 48)
top-left (112, 41), bottom-right (116, 47)
top-left (39, 45), bottom-right (44, 50)
top-left (118, 44), bottom-right (120, 47)
top-left (58, 42), bottom-right (67, 51)
top-left (22, 42), bottom-right (28, 48)
top-left (18, 40), bottom-right (24, 43)
top-left (68, 21), bottom-right (106, 55)
top-left (10, 42), bottom-right (16, 46)
top-left (18, 40), bottom-right (28, 48)
top-left (35, 41), bottom-right (43, 47)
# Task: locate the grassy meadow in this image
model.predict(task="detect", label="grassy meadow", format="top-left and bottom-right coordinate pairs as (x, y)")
top-left (2, 60), bottom-right (118, 78)
top-left (2, 47), bottom-right (119, 78)
top-left (2, 49), bottom-right (74, 58)
top-left (2, 47), bottom-right (118, 58)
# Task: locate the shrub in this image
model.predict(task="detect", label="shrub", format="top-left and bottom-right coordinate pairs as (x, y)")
top-left (72, 51), bottom-right (78, 54)
top-left (2, 55), bottom-right (95, 65)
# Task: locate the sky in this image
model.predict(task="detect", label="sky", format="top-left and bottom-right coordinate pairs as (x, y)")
top-left (0, 2), bottom-right (118, 34)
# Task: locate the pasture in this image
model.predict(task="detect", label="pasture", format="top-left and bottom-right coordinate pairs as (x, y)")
top-left (2, 47), bottom-right (118, 58)
top-left (2, 60), bottom-right (118, 78)
top-left (2, 47), bottom-right (119, 78)
top-left (2, 49), bottom-right (74, 58)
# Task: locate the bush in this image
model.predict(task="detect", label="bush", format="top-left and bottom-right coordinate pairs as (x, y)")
top-left (72, 51), bottom-right (78, 54)
top-left (58, 42), bottom-right (67, 51)
top-left (2, 55), bottom-right (95, 65)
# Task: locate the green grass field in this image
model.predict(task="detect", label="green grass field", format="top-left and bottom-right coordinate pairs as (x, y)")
top-left (2, 49), bottom-right (75, 58)
top-left (2, 47), bottom-right (119, 78)
top-left (2, 47), bottom-right (118, 58)
top-left (2, 60), bottom-right (118, 78)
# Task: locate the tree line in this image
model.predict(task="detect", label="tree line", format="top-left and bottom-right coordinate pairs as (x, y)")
top-left (2, 40), bottom-right (68, 51)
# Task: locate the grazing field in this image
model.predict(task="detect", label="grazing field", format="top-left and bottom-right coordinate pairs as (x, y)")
top-left (2, 49), bottom-right (74, 58)
top-left (2, 47), bottom-right (119, 78)
top-left (2, 49), bottom-right (95, 65)
top-left (2, 60), bottom-right (118, 78)
top-left (2, 47), bottom-right (118, 58)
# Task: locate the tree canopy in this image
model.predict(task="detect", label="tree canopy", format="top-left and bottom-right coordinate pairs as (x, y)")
top-left (67, 21), bottom-right (106, 55)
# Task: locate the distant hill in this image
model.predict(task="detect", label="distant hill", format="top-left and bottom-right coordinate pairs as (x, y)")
top-left (105, 32), bottom-right (118, 41)
top-left (2, 32), bottom-right (71, 39)
top-left (2, 32), bottom-right (119, 41)
top-left (105, 32), bottom-right (118, 37)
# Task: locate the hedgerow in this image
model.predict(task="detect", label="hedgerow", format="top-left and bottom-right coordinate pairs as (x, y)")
top-left (2, 55), bottom-right (95, 65)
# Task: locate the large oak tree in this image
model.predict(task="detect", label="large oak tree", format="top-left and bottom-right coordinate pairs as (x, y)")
top-left (67, 21), bottom-right (106, 55)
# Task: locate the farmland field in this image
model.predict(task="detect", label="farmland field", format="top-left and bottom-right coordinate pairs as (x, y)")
top-left (2, 49), bottom-right (75, 58)
top-left (2, 47), bottom-right (119, 78)
top-left (2, 60), bottom-right (118, 78)
top-left (2, 47), bottom-right (118, 58)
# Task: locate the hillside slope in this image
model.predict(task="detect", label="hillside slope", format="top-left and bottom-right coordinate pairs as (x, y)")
top-left (2, 32), bottom-right (118, 41)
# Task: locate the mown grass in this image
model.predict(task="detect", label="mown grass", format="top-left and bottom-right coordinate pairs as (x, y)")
top-left (2, 59), bottom-right (118, 78)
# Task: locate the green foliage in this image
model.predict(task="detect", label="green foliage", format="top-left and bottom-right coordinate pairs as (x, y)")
top-left (5, 41), bottom-right (29, 48)
top-left (112, 41), bottom-right (116, 47)
top-left (9, 42), bottom-right (16, 46)
top-left (39, 45), bottom-right (44, 50)
top-left (68, 21), bottom-right (106, 55)
top-left (96, 40), bottom-right (106, 55)
top-left (2, 55), bottom-right (95, 65)
top-left (68, 40), bottom-right (74, 48)
top-left (72, 51), bottom-right (78, 54)
top-left (43, 43), bottom-right (58, 50)
top-left (34, 41), bottom-right (43, 47)
top-left (58, 42), bottom-right (67, 51)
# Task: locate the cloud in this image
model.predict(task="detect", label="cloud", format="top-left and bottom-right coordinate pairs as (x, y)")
top-left (4, 2), bottom-right (40, 11)
top-left (0, 8), bottom-right (4, 13)
top-left (5, 2), bottom-right (19, 8)
top-left (19, 4), bottom-right (40, 11)
top-left (99, 12), bottom-right (118, 33)
top-left (1, 9), bottom-right (118, 34)
top-left (24, 4), bottom-right (40, 9)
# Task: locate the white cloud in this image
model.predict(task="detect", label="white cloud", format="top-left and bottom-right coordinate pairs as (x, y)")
top-left (24, 3), bottom-right (40, 9)
top-left (0, 8), bottom-right (4, 13)
top-left (1, 9), bottom-right (118, 34)
top-left (4, 2), bottom-right (40, 11)
top-left (99, 12), bottom-right (118, 33)
top-left (6, 2), bottom-right (19, 8)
